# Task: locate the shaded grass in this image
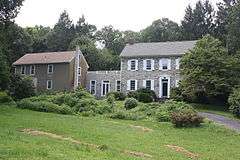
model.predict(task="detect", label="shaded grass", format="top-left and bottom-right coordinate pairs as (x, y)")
top-left (1, 104), bottom-right (240, 159)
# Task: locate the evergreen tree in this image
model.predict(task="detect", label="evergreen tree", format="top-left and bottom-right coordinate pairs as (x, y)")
top-left (46, 10), bottom-right (75, 51)
top-left (182, 0), bottom-right (215, 40)
top-left (0, 49), bottom-right (9, 90)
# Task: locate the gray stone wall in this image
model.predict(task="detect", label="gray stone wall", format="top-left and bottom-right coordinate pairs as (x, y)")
top-left (120, 56), bottom-right (181, 97)
top-left (85, 71), bottom-right (121, 97)
top-left (85, 55), bottom-right (182, 98)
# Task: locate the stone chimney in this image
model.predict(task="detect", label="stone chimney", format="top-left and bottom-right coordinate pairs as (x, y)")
top-left (74, 46), bottom-right (80, 90)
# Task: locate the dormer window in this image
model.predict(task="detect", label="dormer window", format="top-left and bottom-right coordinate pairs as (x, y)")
top-left (47, 64), bottom-right (53, 74)
top-left (159, 58), bottom-right (171, 70)
top-left (128, 59), bottom-right (138, 71)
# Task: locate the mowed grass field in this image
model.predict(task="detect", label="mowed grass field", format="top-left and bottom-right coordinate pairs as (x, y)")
top-left (1, 104), bottom-right (240, 160)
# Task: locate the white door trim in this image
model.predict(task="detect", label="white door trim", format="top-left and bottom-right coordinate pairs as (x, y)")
top-left (159, 75), bottom-right (171, 98)
top-left (101, 80), bottom-right (110, 96)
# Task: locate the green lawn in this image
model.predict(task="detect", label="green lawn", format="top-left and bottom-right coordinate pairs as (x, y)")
top-left (1, 104), bottom-right (240, 160)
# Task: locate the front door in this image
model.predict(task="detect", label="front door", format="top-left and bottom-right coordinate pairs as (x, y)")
top-left (160, 76), bottom-right (170, 98)
top-left (162, 79), bottom-right (168, 98)
top-left (102, 81), bottom-right (110, 96)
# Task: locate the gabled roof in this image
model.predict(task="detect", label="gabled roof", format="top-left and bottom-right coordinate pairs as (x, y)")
top-left (13, 51), bottom-right (76, 65)
top-left (120, 41), bottom-right (197, 57)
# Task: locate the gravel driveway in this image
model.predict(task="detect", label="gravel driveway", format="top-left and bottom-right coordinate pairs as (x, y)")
top-left (199, 112), bottom-right (240, 132)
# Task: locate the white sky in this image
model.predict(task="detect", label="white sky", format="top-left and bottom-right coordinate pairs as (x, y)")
top-left (16, 0), bottom-right (221, 31)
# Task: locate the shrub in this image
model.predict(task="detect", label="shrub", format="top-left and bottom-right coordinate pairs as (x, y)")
top-left (107, 92), bottom-right (126, 101)
top-left (124, 98), bottom-right (138, 110)
top-left (156, 110), bottom-right (171, 122)
top-left (0, 91), bottom-right (13, 103)
top-left (127, 91), bottom-right (138, 99)
top-left (73, 98), bottom-right (98, 113)
top-left (228, 88), bottom-right (240, 117)
top-left (17, 99), bottom-right (73, 115)
top-left (127, 88), bottom-right (156, 103)
top-left (106, 94), bottom-right (115, 108)
top-left (171, 109), bottom-right (204, 127)
top-left (72, 88), bottom-right (94, 99)
top-left (9, 74), bottom-right (36, 100)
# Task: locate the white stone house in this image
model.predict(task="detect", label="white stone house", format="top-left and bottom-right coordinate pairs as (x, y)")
top-left (86, 41), bottom-right (197, 98)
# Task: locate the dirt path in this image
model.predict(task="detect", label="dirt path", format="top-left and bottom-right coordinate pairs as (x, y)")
top-left (199, 112), bottom-right (240, 132)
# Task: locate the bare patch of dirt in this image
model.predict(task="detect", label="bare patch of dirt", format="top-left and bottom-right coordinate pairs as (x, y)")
top-left (165, 145), bottom-right (199, 159)
top-left (21, 128), bottom-right (99, 149)
top-left (124, 150), bottom-right (153, 159)
top-left (129, 125), bottom-right (153, 132)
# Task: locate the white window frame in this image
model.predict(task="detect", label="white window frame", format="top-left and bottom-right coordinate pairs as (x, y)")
top-left (159, 58), bottom-right (171, 71)
top-left (143, 59), bottom-right (154, 71)
top-left (176, 58), bottom-right (181, 70)
top-left (143, 79), bottom-right (154, 90)
top-left (21, 66), bottom-right (26, 75)
top-left (101, 80), bottom-right (110, 96)
top-left (127, 80), bottom-right (137, 91)
top-left (30, 65), bottom-right (35, 75)
top-left (127, 59), bottom-right (138, 71)
top-left (115, 80), bottom-right (121, 92)
top-left (90, 80), bottom-right (96, 95)
top-left (46, 80), bottom-right (53, 90)
top-left (47, 64), bottom-right (54, 74)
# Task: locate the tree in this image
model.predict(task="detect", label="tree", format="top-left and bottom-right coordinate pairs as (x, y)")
top-left (215, 0), bottom-right (237, 44)
top-left (0, 49), bottom-right (9, 90)
top-left (180, 35), bottom-right (240, 103)
top-left (75, 15), bottom-right (97, 39)
top-left (182, 0), bottom-right (215, 40)
top-left (46, 10), bottom-right (75, 51)
top-left (0, 23), bottom-right (32, 64)
top-left (226, 1), bottom-right (240, 54)
top-left (140, 18), bottom-right (182, 42)
top-left (0, 0), bottom-right (24, 23)
top-left (123, 30), bottom-right (141, 44)
top-left (96, 25), bottom-right (125, 55)
top-left (25, 25), bottom-right (51, 52)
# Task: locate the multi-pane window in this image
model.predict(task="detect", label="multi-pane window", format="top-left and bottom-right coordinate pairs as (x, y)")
top-left (21, 66), bottom-right (26, 75)
top-left (146, 60), bottom-right (152, 70)
top-left (47, 64), bottom-right (53, 74)
top-left (47, 80), bottom-right (52, 89)
top-left (116, 80), bottom-right (121, 92)
top-left (90, 80), bottom-right (96, 95)
top-left (160, 59), bottom-right (170, 70)
top-left (130, 60), bottom-right (136, 70)
top-left (130, 80), bottom-right (136, 91)
top-left (146, 80), bottom-right (151, 90)
top-left (30, 65), bottom-right (35, 75)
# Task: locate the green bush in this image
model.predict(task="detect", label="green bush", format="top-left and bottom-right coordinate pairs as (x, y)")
top-left (156, 110), bottom-right (171, 122)
top-left (107, 92), bottom-right (126, 101)
top-left (17, 99), bottom-right (73, 115)
top-left (127, 91), bottom-right (138, 99)
top-left (73, 98), bottom-right (98, 113)
top-left (72, 88), bottom-right (94, 99)
top-left (171, 109), bottom-right (204, 127)
top-left (9, 74), bottom-right (36, 100)
top-left (124, 98), bottom-right (138, 110)
top-left (127, 88), bottom-right (156, 103)
top-left (228, 88), bottom-right (240, 117)
top-left (106, 94), bottom-right (115, 108)
top-left (0, 91), bottom-right (13, 103)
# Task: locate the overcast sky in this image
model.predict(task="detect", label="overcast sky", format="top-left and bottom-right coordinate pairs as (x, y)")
top-left (16, 0), bottom-right (221, 31)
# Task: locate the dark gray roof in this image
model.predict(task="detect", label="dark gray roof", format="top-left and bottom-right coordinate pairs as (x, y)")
top-left (120, 41), bottom-right (197, 57)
